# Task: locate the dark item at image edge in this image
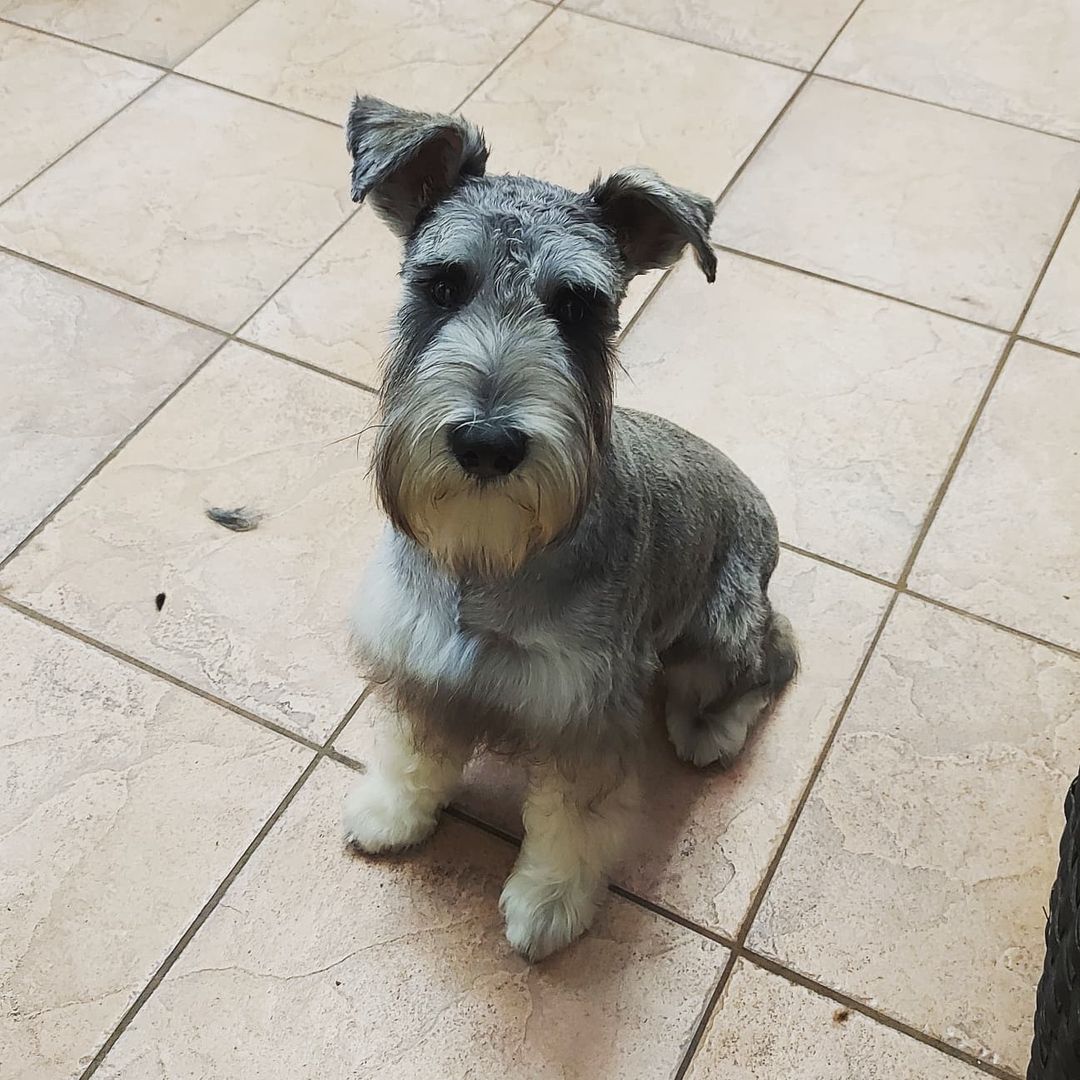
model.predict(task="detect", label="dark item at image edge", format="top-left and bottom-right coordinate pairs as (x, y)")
top-left (1028, 770), bottom-right (1080, 1079)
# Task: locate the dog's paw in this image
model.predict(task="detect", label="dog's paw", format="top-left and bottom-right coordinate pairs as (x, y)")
top-left (342, 773), bottom-right (439, 855)
top-left (499, 870), bottom-right (598, 962)
top-left (667, 687), bottom-right (771, 768)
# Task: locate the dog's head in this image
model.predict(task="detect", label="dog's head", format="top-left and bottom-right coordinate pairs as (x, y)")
top-left (347, 95), bottom-right (716, 577)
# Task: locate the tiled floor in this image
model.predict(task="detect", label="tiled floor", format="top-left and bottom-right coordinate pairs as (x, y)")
top-left (2, 2), bottom-right (1078, 1079)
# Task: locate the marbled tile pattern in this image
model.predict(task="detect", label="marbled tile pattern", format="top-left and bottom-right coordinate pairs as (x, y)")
top-left (3, 4), bottom-right (1078, 1077)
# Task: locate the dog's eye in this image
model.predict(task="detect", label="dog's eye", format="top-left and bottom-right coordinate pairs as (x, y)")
top-left (430, 278), bottom-right (456, 307)
top-left (426, 267), bottom-right (466, 309)
top-left (551, 287), bottom-right (593, 326)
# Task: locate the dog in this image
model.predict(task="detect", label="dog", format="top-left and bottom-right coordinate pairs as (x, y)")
top-left (341, 95), bottom-right (798, 962)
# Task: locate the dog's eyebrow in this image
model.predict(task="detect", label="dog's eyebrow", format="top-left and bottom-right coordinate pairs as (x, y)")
top-left (546, 278), bottom-right (616, 305)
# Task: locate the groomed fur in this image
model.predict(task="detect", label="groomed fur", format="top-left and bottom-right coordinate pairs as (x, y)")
top-left (341, 95), bottom-right (797, 962)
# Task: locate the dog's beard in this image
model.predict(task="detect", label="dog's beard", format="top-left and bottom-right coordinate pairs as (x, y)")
top-left (375, 380), bottom-right (592, 577)
top-left (382, 427), bottom-right (587, 577)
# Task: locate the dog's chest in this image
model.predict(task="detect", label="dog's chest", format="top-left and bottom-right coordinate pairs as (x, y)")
top-left (354, 536), bottom-right (610, 719)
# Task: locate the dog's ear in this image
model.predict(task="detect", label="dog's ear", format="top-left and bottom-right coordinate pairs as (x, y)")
top-left (345, 95), bottom-right (489, 236)
top-left (589, 168), bottom-right (717, 283)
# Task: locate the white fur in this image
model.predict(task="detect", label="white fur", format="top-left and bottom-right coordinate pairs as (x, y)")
top-left (500, 760), bottom-right (638, 961)
top-left (343, 718), bottom-right (470, 854)
top-left (352, 530), bottom-right (618, 732)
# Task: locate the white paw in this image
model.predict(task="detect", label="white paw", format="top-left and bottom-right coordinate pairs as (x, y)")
top-left (667, 688), bottom-right (770, 768)
top-left (499, 869), bottom-right (599, 962)
top-left (342, 772), bottom-right (440, 855)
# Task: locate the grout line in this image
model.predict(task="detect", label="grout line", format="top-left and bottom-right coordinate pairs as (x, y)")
top-left (77, 753), bottom-right (324, 1080)
top-left (0, 244), bottom-right (232, 334)
top-left (673, 167), bottom-right (1076, 1072)
top-left (736, 593), bottom-right (897, 945)
top-left (904, 590), bottom-right (1080, 661)
top-left (672, 951), bottom-right (741, 1080)
top-left (669, 591), bottom-right (898, 1080)
top-left (617, 32), bottom-right (818, 342)
top-left (1017, 334), bottom-right (1080, 361)
top-left (667, 5), bottom-right (874, 1071)
top-left (775, 542), bottom-right (1080, 659)
top-left (0, 339), bottom-right (225, 574)
top-left (0, 71), bottom-right (167, 211)
top-left (617, 266), bottom-right (678, 341)
top-left (0, 594), bottom-right (327, 754)
top-left (66, 628), bottom-right (374, 1080)
top-left (2, 240), bottom-right (382, 398)
top-left (607, 885), bottom-right (734, 950)
top-left (230, 206), bottom-right (364, 339)
top-left (168, 68), bottom-right (341, 129)
top-left (229, 335), bottom-right (379, 393)
top-left (0, 15), bottom-right (169, 70)
top-left (815, 70), bottom-right (1080, 147)
top-left (1012, 187), bottom-right (1080, 331)
top-left (525, 7), bottom-right (1080, 149)
top-left (740, 950), bottom-right (1025, 1080)
top-left (451, 0), bottom-right (565, 110)
top-left (453, 0), bottom-right (565, 112)
top-left (777, 541), bottom-right (896, 588)
top-left (710, 242), bottom-right (1010, 333)
top-left (166, 0), bottom-right (266, 68)
top-left (556, 5), bottom-right (807, 75)
top-left (894, 183), bottom-right (1080, 591)
top-left (6, 7), bottom-right (1080, 153)
top-left (894, 335), bottom-right (1015, 590)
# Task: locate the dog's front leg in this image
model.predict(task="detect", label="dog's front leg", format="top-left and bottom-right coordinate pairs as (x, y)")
top-left (500, 757), bottom-right (639, 961)
top-left (344, 715), bottom-right (471, 855)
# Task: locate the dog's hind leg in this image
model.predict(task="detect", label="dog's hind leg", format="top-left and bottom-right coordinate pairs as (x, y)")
top-left (665, 612), bottom-right (798, 768)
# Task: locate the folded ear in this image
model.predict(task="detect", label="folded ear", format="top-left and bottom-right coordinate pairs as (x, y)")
top-left (345, 95), bottom-right (489, 236)
top-left (589, 168), bottom-right (717, 282)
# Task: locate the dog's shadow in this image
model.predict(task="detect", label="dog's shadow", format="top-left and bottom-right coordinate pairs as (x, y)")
top-left (342, 684), bottom-right (759, 1074)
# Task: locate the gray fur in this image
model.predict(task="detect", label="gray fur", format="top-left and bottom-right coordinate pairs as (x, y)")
top-left (343, 96), bottom-right (797, 959)
top-left (206, 506), bottom-right (261, 532)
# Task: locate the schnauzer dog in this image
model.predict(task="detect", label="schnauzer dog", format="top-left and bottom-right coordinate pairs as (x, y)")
top-left (342, 95), bottom-right (797, 961)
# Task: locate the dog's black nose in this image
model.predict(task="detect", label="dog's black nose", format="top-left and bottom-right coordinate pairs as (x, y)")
top-left (450, 422), bottom-right (528, 479)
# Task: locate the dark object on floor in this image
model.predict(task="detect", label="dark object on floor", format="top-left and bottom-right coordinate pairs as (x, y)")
top-left (206, 506), bottom-right (261, 532)
top-left (154, 592), bottom-right (165, 611)
top-left (1028, 770), bottom-right (1080, 1079)
top-left (832, 1007), bottom-right (850, 1025)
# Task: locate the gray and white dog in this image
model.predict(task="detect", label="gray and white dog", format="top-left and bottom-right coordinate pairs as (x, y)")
top-left (342, 96), bottom-right (797, 961)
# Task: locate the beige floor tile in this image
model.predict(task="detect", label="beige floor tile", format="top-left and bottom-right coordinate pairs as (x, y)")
top-left (748, 595), bottom-right (1078, 1072)
top-left (565, 0), bottom-right (858, 68)
top-left (240, 214), bottom-right (669, 387)
top-left (617, 252), bottom-right (1004, 579)
top-left (0, 343), bottom-right (381, 740)
top-left (911, 341), bottom-right (1080, 650)
top-left (0, 23), bottom-right (158, 200)
top-left (0, 77), bottom-right (351, 330)
top-left (713, 77), bottom-right (1080, 327)
top-left (240, 210), bottom-right (402, 386)
top-left (0, 604), bottom-right (309, 1080)
top-left (179, 0), bottom-right (546, 121)
top-left (464, 9), bottom-right (802, 192)
top-left (820, 0), bottom-right (1080, 140)
top-left (340, 553), bottom-right (892, 938)
top-left (687, 960), bottom-right (985, 1079)
top-left (0, 0), bottom-right (253, 66)
top-left (95, 759), bottom-right (726, 1080)
top-left (1023, 210), bottom-right (1080, 354)
top-left (0, 255), bottom-right (221, 561)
